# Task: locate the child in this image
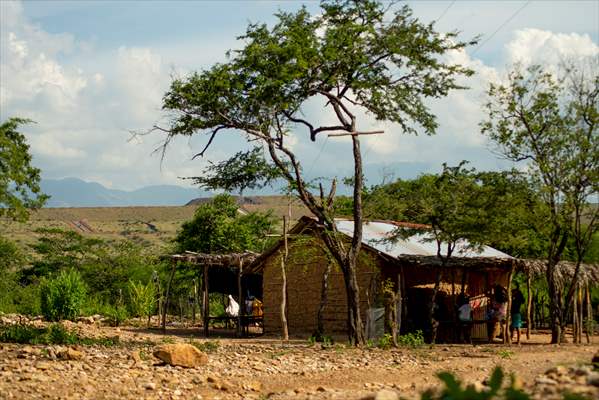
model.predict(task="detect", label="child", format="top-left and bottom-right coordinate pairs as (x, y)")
top-left (457, 294), bottom-right (472, 344)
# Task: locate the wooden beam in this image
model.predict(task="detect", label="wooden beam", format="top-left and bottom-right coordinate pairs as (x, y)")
top-left (327, 130), bottom-right (384, 137)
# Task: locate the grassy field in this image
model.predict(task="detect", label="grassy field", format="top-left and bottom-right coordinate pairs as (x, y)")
top-left (0, 196), bottom-right (311, 252)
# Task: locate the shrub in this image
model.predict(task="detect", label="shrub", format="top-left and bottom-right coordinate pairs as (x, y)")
top-left (398, 330), bottom-right (425, 348)
top-left (377, 333), bottom-right (393, 350)
top-left (191, 340), bottom-right (220, 353)
top-left (104, 304), bottom-right (129, 327)
top-left (0, 324), bottom-right (44, 344)
top-left (127, 280), bottom-right (156, 326)
top-left (421, 367), bottom-right (530, 400)
top-left (0, 323), bottom-right (118, 346)
top-left (47, 324), bottom-right (78, 345)
top-left (40, 270), bottom-right (86, 321)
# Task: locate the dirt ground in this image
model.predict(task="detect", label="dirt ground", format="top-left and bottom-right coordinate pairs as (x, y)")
top-left (1, 322), bottom-right (597, 400)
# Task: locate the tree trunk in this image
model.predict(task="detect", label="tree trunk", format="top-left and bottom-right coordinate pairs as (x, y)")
top-left (317, 261), bottom-right (332, 338)
top-left (342, 257), bottom-right (366, 346)
top-left (428, 270), bottom-right (443, 344)
top-left (547, 262), bottom-right (564, 344)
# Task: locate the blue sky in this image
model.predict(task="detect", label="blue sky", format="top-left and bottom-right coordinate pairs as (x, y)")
top-left (1, 0), bottom-right (598, 191)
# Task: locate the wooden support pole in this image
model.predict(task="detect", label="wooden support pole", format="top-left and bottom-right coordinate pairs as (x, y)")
top-left (237, 260), bottom-right (244, 337)
top-left (586, 284), bottom-right (592, 344)
top-left (576, 288), bottom-right (578, 343)
top-left (394, 270), bottom-right (402, 346)
top-left (400, 265), bottom-right (407, 332)
top-left (192, 278), bottom-right (197, 326)
top-left (280, 216), bottom-right (289, 341)
top-left (162, 261), bottom-right (177, 332)
top-left (203, 264), bottom-right (209, 337)
top-left (526, 271), bottom-right (532, 340)
top-left (578, 287), bottom-right (584, 343)
top-left (505, 263), bottom-right (515, 345)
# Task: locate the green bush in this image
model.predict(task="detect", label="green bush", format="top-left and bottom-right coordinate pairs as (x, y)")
top-left (47, 324), bottom-right (78, 345)
top-left (378, 333), bottom-right (393, 350)
top-left (104, 304), bottom-right (129, 327)
top-left (0, 324), bottom-right (45, 344)
top-left (127, 280), bottom-right (156, 326)
top-left (0, 323), bottom-right (118, 346)
top-left (398, 330), bottom-right (425, 348)
top-left (40, 270), bottom-right (86, 321)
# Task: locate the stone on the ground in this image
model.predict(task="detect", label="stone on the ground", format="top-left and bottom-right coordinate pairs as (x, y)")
top-left (374, 389), bottom-right (399, 400)
top-left (153, 343), bottom-right (208, 368)
top-left (58, 348), bottom-right (84, 361)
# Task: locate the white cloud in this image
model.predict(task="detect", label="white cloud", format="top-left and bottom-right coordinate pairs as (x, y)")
top-left (506, 29), bottom-right (599, 67)
top-left (1, 0), bottom-right (597, 191)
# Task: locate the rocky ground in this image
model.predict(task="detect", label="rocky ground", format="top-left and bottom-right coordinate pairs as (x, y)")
top-left (0, 316), bottom-right (598, 400)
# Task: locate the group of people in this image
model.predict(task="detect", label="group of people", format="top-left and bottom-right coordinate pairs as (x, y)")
top-left (456, 283), bottom-right (525, 344)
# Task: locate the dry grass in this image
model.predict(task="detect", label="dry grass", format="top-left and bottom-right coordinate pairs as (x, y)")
top-left (0, 197), bottom-right (311, 251)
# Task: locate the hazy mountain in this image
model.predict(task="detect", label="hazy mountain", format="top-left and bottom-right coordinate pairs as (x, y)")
top-left (41, 178), bottom-right (208, 207)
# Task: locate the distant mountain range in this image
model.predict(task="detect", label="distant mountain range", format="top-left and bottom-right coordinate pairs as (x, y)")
top-left (41, 178), bottom-right (209, 207)
top-left (40, 162), bottom-right (430, 207)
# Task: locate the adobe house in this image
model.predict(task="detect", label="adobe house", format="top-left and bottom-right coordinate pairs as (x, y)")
top-left (247, 216), bottom-right (517, 342)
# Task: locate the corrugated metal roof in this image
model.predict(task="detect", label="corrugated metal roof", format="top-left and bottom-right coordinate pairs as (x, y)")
top-left (335, 220), bottom-right (512, 259)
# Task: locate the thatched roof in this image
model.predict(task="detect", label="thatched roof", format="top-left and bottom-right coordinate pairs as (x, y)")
top-left (516, 259), bottom-right (599, 288)
top-left (169, 251), bottom-right (259, 268)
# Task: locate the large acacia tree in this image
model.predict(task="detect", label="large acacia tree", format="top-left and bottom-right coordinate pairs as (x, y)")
top-left (482, 63), bottom-right (598, 343)
top-left (156, 0), bottom-right (474, 344)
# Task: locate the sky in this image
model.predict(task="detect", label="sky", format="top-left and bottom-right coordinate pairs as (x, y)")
top-left (1, 0), bottom-right (598, 191)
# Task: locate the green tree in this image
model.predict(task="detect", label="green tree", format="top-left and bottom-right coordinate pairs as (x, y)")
top-left (482, 62), bottom-right (598, 343)
top-left (154, 0), bottom-right (475, 344)
top-left (185, 147), bottom-right (283, 197)
top-left (0, 118), bottom-right (48, 222)
top-left (175, 194), bottom-right (273, 254)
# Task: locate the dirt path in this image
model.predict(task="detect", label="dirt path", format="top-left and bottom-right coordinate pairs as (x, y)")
top-left (0, 325), bottom-right (597, 400)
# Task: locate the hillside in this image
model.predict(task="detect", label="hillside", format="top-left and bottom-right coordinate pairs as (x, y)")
top-left (0, 196), bottom-right (312, 252)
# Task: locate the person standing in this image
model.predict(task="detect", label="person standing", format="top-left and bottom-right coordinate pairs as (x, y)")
top-left (510, 283), bottom-right (525, 344)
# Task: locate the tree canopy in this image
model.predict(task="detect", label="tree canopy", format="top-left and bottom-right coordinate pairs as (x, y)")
top-left (184, 147), bottom-right (283, 196)
top-left (174, 194), bottom-right (274, 254)
top-left (0, 118), bottom-right (48, 221)
top-left (482, 62), bottom-right (598, 343)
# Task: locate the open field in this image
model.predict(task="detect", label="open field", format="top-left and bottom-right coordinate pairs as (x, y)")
top-left (0, 319), bottom-right (597, 400)
top-left (0, 196), bottom-right (310, 252)
top-left (0, 206), bottom-right (199, 251)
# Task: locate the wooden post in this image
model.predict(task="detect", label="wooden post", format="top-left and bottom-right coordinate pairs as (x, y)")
top-left (237, 259), bottom-right (244, 337)
top-left (576, 289), bottom-right (578, 343)
top-left (505, 263), bottom-right (515, 345)
top-left (203, 264), bottom-right (209, 337)
top-left (192, 278), bottom-right (197, 326)
top-left (394, 270), bottom-right (402, 346)
top-left (280, 216), bottom-right (289, 341)
top-left (400, 265), bottom-right (407, 332)
top-left (585, 284), bottom-right (592, 344)
top-left (526, 271), bottom-right (532, 340)
top-left (162, 261), bottom-right (177, 331)
top-left (578, 287), bottom-right (584, 343)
